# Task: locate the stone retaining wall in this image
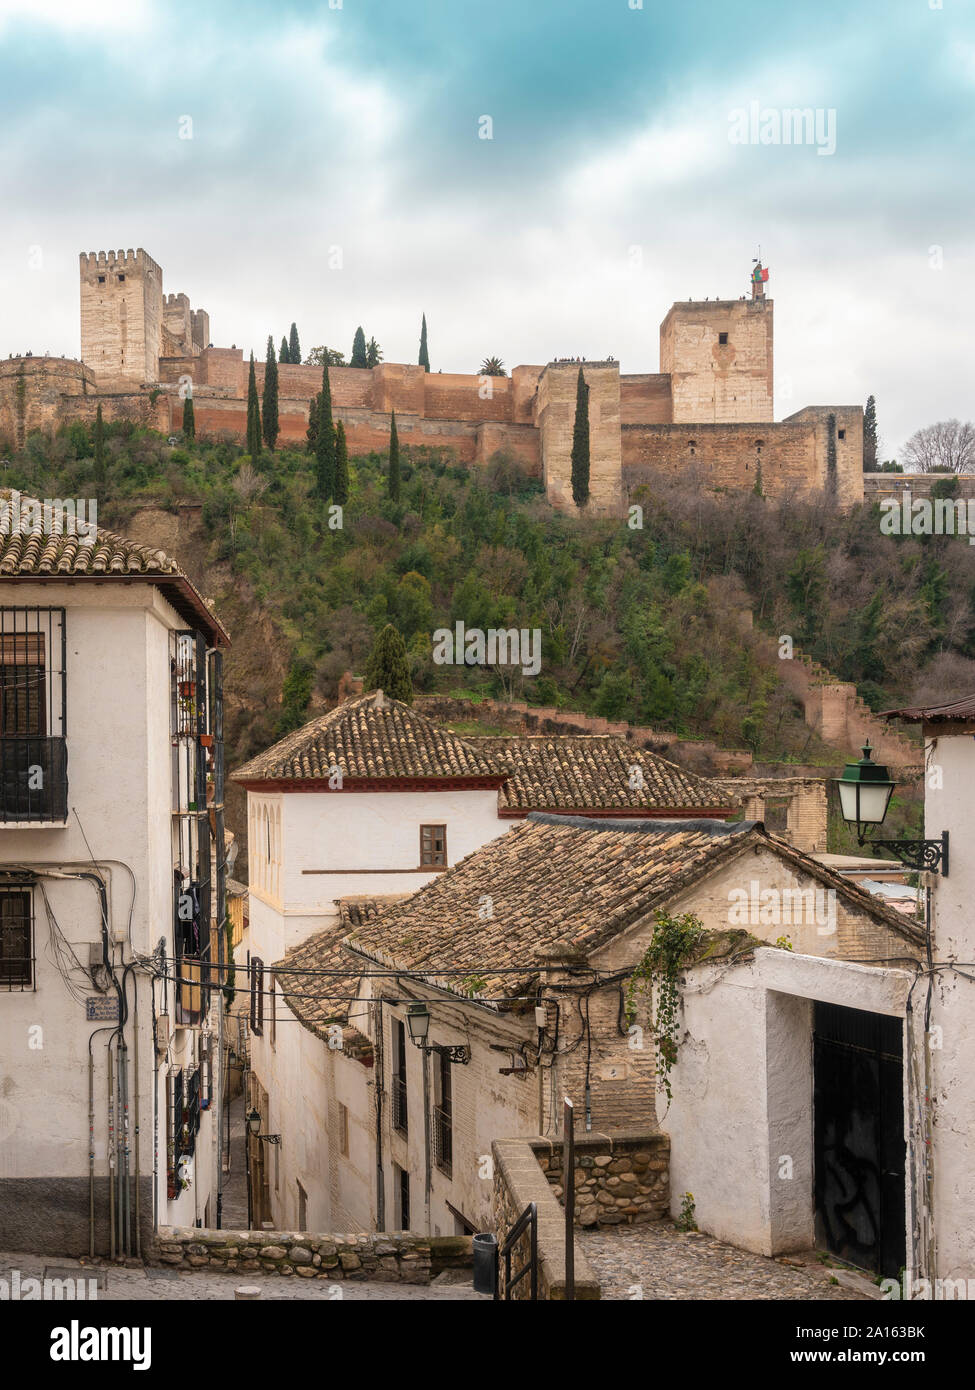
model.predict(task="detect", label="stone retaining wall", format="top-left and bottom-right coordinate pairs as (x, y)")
top-left (492, 1140), bottom-right (601, 1300)
top-left (533, 1131), bottom-right (670, 1228)
top-left (153, 1227), bottom-right (471, 1284)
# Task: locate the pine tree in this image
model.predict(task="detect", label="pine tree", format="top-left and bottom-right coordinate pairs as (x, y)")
top-left (418, 314), bottom-right (430, 372)
top-left (334, 420), bottom-right (350, 505)
top-left (388, 410), bottom-right (401, 502)
top-left (93, 404), bottom-right (105, 485)
top-left (863, 395), bottom-right (878, 472)
top-left (315, 361), bottom-right (336, 498)
top-left (306, 394), bottom-right (319, 454)
top-left (279, 336), bottom-right (290, 365)
top-left (262, 336), bottom-right (280, 450)
top-left (182, 394), bottom-right (196, 440)
top-left (366, 336), bottom-right (383, 368)
top-left (364, 623), bottom-right (413, 704)
top-left (570, 367), bottom-right (590, 506)
top-left (350, 326), bottom-right (368, 368)
top-left (289, 322), bottom-right (301, 367)
top-left (246, 352), bottom-right (262, 461)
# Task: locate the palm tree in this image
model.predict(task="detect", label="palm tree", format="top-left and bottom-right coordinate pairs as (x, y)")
top-left (479, 356), bottom-right (507, 377)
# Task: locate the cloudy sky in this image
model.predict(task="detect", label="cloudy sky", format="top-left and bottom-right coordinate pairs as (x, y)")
top-left (1, 0), bottom-right (972, 457)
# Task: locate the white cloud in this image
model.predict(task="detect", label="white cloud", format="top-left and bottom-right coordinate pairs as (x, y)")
top-left (0, 0), bottom-right (150, 34)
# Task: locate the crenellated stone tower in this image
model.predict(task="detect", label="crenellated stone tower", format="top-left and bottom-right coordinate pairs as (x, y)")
top-left (79, 249), bottom-right (208, 388)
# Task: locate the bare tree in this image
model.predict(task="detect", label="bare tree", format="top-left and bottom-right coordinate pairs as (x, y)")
top-left (902, 419), bottom-right (975, 474)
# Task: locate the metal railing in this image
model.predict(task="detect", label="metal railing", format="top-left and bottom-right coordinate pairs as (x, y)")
top-left (0, 736), bottom-right (68, 822)
top-left (496, 1201), bottom-right (538, 1301)
top-left (433, 1105), bottom-right (452, 1177)
top-left (391, 1075), bottom-right (408, 1135)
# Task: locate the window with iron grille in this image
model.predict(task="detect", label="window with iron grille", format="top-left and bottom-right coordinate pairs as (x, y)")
top-left (184, 1066), bottom-right (201, 1155)
top-left (0, 885), bottom-right (33, 989)
top-left (250, 957), bottom-right (264, 1035)
top-left (433, 1050), bottom-right (452, 1178)
top-left (420, 824), bottom-right (447, 868)
top-left (172, 1068), bottom-right (185, 1159)
top-left (0, 609), bottom-right (67, 823)
top-left (392, 1017), bottom-right (408, 1135)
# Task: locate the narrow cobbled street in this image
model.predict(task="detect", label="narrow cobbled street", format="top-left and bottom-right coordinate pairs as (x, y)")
top-left (580, 1223), bottom-right (874, 1300)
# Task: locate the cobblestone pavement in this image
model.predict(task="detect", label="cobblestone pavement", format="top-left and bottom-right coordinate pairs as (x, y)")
top-left (580, 1223), bottom-right (874, 1300)
top-left (0, 1251), bottom-right (487, 1301)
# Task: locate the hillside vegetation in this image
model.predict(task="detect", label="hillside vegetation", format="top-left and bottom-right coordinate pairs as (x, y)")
top-left (6, 422), bottom-right (975, 777)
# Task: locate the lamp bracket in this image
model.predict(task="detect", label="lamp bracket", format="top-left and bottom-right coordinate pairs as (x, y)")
top-left (858, 830), bottom-right (948, 876)
top-left (420, 1043), bottom-right (471, 1065)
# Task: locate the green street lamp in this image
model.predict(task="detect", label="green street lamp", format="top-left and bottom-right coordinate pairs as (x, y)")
top-left (834, 742), bottom-right (948, 875)
top-left (406, 1002), bottom-right (470, 1065)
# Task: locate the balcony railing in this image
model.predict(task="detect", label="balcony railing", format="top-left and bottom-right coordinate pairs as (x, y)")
top-left (0, 737), bottom-right (68, 823)
top-left (392, 1075), bottom-right (408, 1136)
top-left (433, 1105), bottom-right (452, 1178)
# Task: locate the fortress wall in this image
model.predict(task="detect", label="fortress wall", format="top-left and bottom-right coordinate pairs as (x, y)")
top-left (421, 372), bottom-right (515, 423)
top-left (0, 357), bottom-right (97, 446)
top-left (620, 373), bottom-right (673, 424)
top-left (622, 411), bottom-right (863, 506)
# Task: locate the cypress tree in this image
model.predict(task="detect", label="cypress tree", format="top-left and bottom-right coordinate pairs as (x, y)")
top-left (93, 404), bottom-right (105, 485)
top-left (366, 336), bottom-right (383, 368)
top-left (388, 410), bottom-right (401, 502)
top-left (364, 623), bottom-right (413, 704)
top-left (334, 420), bottom-right (350, 505)
top-left (246, 352), bottom-right (262, 460)
top-left (570, 366), bottom-right (590, 506)
top-left (863, 395), bottom-right (878, 472)
top-left (418, 313), bottom-right (429, 371)
top-left (182, 393), bottom-right (196, 440)
top-left (262, 335), bottom-right (280, 450)
top-left (279, 335), bottom-right (290, 365)
top-left (306, 393), bottom-right (319, 454)
top-left (315, 361), bottom-right (336, 498)
top-left (351, 326), bottom-right (368, 368)
top-left (289, 322), bottom-right (301, 366)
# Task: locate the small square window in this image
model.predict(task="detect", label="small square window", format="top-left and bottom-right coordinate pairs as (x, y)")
top-left (838, 429), bottom-right (846, 440)
top-left (420, 824), bottom-right (447, 868)
top-left (118, 274), bottom-right (125, 282)
top-left (718, 332), bottom-right (729, 345)
top-left (97, 276), bottom-right (105, 284)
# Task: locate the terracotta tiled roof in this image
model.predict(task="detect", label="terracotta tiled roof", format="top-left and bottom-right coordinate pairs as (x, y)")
top-left (471, 735), bottom-right (731, 813)
top-left (272, 896), bottom-right (406, 1035)
top-left (882, 693), bottom-right (975, 722)
top-left (344, 814), bottom-right (923, 1002)
top-left (272, 925), bottom-right (364, 1034)
top-left (0, 490), bottom-right (178, 575)
top-left (233, 691), bottom-right (504, 783)
top-left (0, 489), bottom-right (228, 642)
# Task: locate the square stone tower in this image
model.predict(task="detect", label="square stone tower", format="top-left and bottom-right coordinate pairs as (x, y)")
top-left (80, 248), bottom-right (163, 386)
top-left (535, 361), bottom-right (623, 514)
top-left (660, 297), bottom-right (773, 424)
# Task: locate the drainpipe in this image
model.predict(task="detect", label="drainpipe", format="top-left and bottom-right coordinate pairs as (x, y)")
top-left (107, 1044), bottom-right (115, 1262)
top-left (422, 1046), bottom-right (432, 1235)
top-left (373, 1000), bottom-right (385, 1230)
top-left (133, 976), bottom-right (142, 1259)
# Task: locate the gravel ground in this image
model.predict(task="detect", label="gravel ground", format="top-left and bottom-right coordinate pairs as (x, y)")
top-left (580, 1222), bottom-right (874, 1300)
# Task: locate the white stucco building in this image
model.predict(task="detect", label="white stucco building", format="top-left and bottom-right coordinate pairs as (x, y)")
top-left (0, 493), bottom-right (229, 1255)
top-left (232, 692), bottom-right (738, 1231)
